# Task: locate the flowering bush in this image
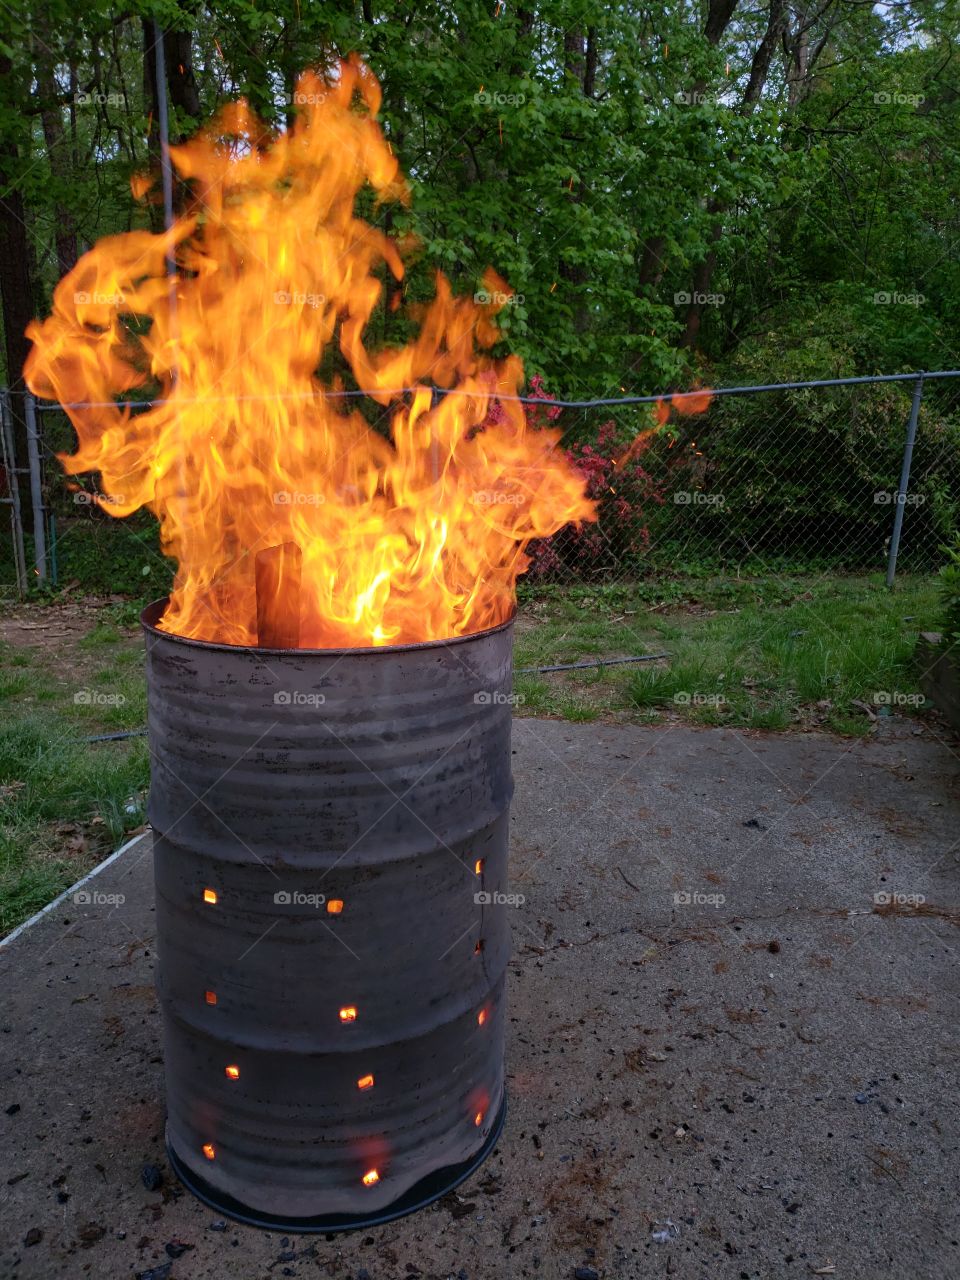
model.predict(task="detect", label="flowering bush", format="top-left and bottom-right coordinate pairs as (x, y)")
top-left (499, 376), bottom-right (667, 579)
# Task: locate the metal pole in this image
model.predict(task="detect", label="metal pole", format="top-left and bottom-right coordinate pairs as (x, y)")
top-left (0, 389), bottom-right (28, 595)
top-left (152, 20), bottom-right (188, 566)
top-left (49, 513), bottom-right (58, 586)
top-left (430, 385), bottom-right (440, 483)
top-left (885, 374), bottom-right (924, 589)
top-left (29, 366), bottom-right (960, 415)
top-left (24, 393), bottom-right (47, 582)
top-left (153, 21), bottom-right (177, 281)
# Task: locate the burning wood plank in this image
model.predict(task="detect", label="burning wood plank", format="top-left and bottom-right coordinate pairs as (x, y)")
top-left (255, 542), bottom-right (302, 648)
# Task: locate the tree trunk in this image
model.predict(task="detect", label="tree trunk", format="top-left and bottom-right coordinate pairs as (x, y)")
top-left (560, 29), bottom-right (590, 335)
top-left (163, 25), bottom-right (201, 135)
top-left (583, 28), bottom-right (598, 98)
top-left (0, 43), bottom-right (37, 501)
top-left (0, 151), bottom-right (37, 519)
top-left (33, 14), bottom-right (78, 277)
top-left (681, 0), bottom-right (785, 350)
top-left (785, 6), bottom-right (811, 110)
top-left (141, 18), bottom-right (165, 233)
top-left (638, 235), bottom-right (668, 291)
top-left (39, 87), bottom-right (78, 276)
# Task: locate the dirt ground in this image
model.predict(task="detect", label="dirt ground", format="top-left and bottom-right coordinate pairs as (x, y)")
top-left (1, 717), bottom-right (958, 1280)
top-left (0, 596), bottom-right (141, 666)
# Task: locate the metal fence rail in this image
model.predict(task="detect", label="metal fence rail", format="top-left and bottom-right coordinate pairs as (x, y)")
top-left (2, 370), bottom-right (959, 600)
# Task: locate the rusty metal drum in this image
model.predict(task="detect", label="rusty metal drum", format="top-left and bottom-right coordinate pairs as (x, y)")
top-left (142, 600), bottom-right (513, 1229)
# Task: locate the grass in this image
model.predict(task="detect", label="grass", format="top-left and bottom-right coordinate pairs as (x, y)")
top-left (514, 573), bottom-right (940, 734)
top-left (0, 625), bottom-right (149, 936)
top-left (0, 569), bottom-right (941, 936)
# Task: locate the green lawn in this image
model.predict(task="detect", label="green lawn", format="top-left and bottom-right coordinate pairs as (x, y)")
top-left (514, 573), bottom-right (940, 733)
top-left (0, 573), bottom-right (940, 937)
top-left (0, 604), bottom-right (149, 935)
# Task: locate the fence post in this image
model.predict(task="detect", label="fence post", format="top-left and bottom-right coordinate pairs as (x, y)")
top-left (0, 389), bottom-right (29, 595)
top-left (24, 393), bottom-right (47, 582)
top-left (885, 373), bottom-right (924, 589)
top-left (430, 385), bottom-right (440, 482)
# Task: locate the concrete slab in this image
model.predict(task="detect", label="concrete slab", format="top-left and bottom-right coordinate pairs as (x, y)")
top-left (1, 720), bottom-right (958, 1280)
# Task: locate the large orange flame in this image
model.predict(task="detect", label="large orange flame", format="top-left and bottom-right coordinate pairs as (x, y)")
top-left (25, 59), bottom-right (594, 648)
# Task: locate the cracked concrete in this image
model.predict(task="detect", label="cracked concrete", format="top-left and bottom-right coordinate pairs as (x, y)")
top-left (1, 719), bottom-right (958, 1280)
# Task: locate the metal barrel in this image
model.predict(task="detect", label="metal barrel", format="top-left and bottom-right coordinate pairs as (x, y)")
top-left (142, 600), bottom-right (514, 1229)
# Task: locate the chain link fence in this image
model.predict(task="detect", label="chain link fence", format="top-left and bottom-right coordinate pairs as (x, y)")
top-left (2, 372), bottom-right (959, 600)
top-left (524, 372), bottom-right (960, 586)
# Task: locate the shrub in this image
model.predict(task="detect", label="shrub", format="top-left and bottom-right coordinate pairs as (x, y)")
top-left (938, 534), bottom-right (960, 650)
top-left (682, 311), bottom-right (960, 569)
top-left (503, 377), bottom-right (667, 579)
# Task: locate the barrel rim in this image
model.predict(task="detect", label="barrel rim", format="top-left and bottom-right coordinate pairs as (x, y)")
top-left (141, 597), bottom-right (515, 657)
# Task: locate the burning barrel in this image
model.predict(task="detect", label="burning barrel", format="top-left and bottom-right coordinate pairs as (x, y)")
top-left (143, 599), bottom-right (513, 1229)
top-left (27, 55), bottom-right (596, 1231)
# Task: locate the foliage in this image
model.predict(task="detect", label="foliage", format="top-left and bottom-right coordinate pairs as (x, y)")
top-left (527, 418), bottom-right (668, 578)
top-left (938, 534), bottom-right (960, 649)
top-left (3, 1), bottom-right (960, 587)
top-left (10, 0), bottom-right (956, 397)
top-left (489, 377), bottom-right (664, 579)
top-left (670, 309), bottom-right (960, 567)
top-left (0, 631), bottom-right (148, 934)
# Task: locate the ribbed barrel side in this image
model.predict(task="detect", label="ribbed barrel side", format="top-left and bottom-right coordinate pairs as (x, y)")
top-left (143, 602), bottom-right (513, 1223)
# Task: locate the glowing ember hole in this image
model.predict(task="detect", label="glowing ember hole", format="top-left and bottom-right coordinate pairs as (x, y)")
top-left (357, 1074), bottom-right (375, 1090)
top-left (225, 1065), bottom-right (240, 1080)
top-left (202, 1143), bottom-right (215, 1160)
top-left (362, 1168), bottom-right (380, 1187)
top-left (474, 859), bottom-right (484, 876)
top-left (478, 1008), bottom-right (488, 1026)
top-left (204, 990), bottom-right (217, 1005)
top-left (474, 1110), bottom-right (484, 1126)
top-left (474, 939), bottom-right (485, 955)
top-left (339, 1007), bottom-right (357, 1023)
top-left (326, 899), bottom-right (344, 915)
top-left (202, 888), bottom-right (217, 905)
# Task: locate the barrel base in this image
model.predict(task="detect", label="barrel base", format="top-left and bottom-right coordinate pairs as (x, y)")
top-left (166, 1096), bottom-right (507, 1233)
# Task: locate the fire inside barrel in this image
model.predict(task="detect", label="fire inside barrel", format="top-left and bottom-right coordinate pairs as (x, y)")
top-left (24, 57), bottom-right (594, 650)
